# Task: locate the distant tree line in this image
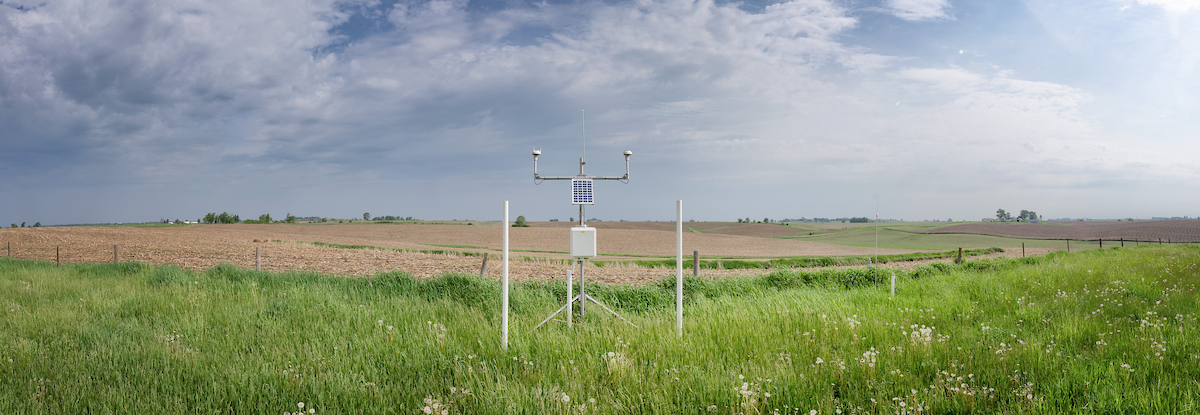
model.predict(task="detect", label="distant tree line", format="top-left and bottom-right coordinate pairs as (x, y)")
top-left (778, 217), bottom-right (856, 223)
top-left (736, 217), bottom-right (779, 223)
top-left (9, 222), bottom-right (40, 228)
top-left (201, 212), bottom-right (296, 224)
top-left (995, 209), bottom-right (1039, 222)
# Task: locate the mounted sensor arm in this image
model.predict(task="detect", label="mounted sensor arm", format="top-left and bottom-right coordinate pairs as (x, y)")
top-left (533, 149), bottom-right (632, 184)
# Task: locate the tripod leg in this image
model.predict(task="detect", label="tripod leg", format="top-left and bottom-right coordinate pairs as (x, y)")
top-left (530, 295), bottom-right (581, 332)
top-left (584, 295), bottom-right (639, 328)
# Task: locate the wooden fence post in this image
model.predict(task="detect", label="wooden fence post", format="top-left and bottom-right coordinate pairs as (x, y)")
top-left (113, 244), bottom-right (118, 263)
top-left (1121, 238), bottom-right (1124, 247)
top-left (1022, 243), bottom-right (1025, 258)
top-left (479, 252), bottom-right (489, 277)
top-left (1100, 239), bottom-right (1103, 249)
top-left (956, 247), bottom-right (962, 264)
top-left (693, 250), bottom-right (699, 277)
top-left (1066, 240), bottom-right (1070, 252)
top-left (57, 246), bottom-right (60, 267)
top-left (256, 247), bottom-right (261, 271)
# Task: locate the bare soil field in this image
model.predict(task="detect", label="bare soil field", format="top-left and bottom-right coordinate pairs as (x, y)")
top-left (904, 220), bottom-right (1200, 242)
top-left (0, 224), bottom-right (926, 284)
top-left (530, 221), bottom-right (811, 238)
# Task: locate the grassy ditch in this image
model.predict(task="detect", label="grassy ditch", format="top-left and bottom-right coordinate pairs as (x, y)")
top-left (1, 246), bottom-right (1198, 413)
top-left (594, 247), bottom-right (1003, 269)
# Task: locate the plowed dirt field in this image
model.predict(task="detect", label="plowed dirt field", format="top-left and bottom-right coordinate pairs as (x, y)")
top-left (0, 223), bottom-right (940, 284)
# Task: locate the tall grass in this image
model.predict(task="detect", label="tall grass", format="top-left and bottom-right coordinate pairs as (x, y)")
top-left (1, 246), bottom-right (1198, 413)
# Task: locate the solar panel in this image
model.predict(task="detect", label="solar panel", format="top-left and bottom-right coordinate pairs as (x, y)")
top-left (571, 178), bottom-right (594, 205)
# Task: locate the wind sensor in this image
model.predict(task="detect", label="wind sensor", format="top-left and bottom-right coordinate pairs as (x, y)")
top-left (530, 111), bottom-right (636, 330)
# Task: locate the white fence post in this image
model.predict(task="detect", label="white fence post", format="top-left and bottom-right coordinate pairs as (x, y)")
top-left (502, 201), bottom-right (510, 351)
top-left (676, 200), bottom-right (683, 337)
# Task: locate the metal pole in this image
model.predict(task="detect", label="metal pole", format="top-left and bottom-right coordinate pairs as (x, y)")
top-left (580, 259), bottom-right (586, 319)
top-left (256, 247), bottom-right (261, 271)
top-left (503, 201), bottom-right (510, 351)
top-left (676, 200), bottom-right (683, 338)
top-left (567, 268), bottom-right (573, 328)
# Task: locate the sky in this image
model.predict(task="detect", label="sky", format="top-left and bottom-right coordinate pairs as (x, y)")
top-left (1, 0), bottom-right (1197, 225)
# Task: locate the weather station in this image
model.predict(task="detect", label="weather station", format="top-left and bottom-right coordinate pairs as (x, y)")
top-left (531, 112), bottom-right (637, 331)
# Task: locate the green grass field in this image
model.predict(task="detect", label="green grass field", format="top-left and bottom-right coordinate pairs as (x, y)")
top-left (788, 227), bottom-right (1104, 251)
top-left (2, 246), bottom-right (1198, 413)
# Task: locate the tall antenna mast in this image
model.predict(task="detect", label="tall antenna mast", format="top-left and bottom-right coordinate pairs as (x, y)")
top-left (582, 109), bottom-right (586, 163)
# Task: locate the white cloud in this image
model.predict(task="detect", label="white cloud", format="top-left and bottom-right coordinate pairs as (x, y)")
top-left (1136, 0), bottom-right (1200, 13)
top-left (885, 0), bottom-right (953, 21)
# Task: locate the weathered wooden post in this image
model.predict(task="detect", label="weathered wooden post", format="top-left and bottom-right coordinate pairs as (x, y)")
top-left (956, 247), bottom-right (962, 264)
top-left (1100, 239), bottom-right (1103, 249)
top-left (693, 250), bottom-right (699, 277)
top-left (479, 252), bottom-right (489, 277)
top-left (1121, 238), bottom-right (1124, 247)
top-left (1022, 243), bottom-right (1025, 258)
top-left (1067, 240), bottom-right (1070, 252)
top-left (113, 244), bottom-right (118, 263)
top-left (57, 246), bottom-right (60, 266)
top-left (256, 247), bottom-right (261, 271)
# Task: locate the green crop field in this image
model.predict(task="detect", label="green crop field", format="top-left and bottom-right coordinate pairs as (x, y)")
top-left (788, 227), bottom-right (1099, 251)
top-left (1, 246), bottom-right (1198, 413)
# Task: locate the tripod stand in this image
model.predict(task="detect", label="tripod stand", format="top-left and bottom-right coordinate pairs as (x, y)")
top-left (531, 258), bottom-right (637, 331)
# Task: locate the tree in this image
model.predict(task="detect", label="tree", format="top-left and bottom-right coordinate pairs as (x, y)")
top-left (9, 224), bottom-right (15, 228)
top-left (513, 215), bottom-right (530, 227)
top-left (569, 217), bottom-right (574, 222)
top-left (764, 217), bottom-right (770, 224)
top-left (203, 213), bottom-right (217, 223)
top-left (363, 212), bottom-right (371, 221)
top-left (258, 213), bottom-right (272, 224)
top-left (20, 222), bottom-right (25, 228)
top-left (996, 209), bottom-right (1008, 222)
top-left (737, 218), bottom-right (743, 223)
top-left (33, 222), bottom-right (40, 227)
top-left (286, 213), bottom-right (296, 223)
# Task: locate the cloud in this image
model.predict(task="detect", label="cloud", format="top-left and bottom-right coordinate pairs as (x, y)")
top-left (884, 0), bottom-right (953, 21)
top-left (1, 0), bottom-right (1196, 223)
top-left (1136, 0), bottom-right (1200, 13)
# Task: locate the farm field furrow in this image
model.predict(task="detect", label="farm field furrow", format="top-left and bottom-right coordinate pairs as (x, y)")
top-left (905, 220), bottom-right (1200, 242)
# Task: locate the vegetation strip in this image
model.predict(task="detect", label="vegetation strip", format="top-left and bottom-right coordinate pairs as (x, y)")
top-left (1, 246), bottom-right (1197, 413)
top-left (593, 247), bottom-right (1003, 269)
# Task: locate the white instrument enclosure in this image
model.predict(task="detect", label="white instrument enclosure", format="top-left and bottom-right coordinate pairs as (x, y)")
top-left (569, 227), bottom-right (597, 258)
